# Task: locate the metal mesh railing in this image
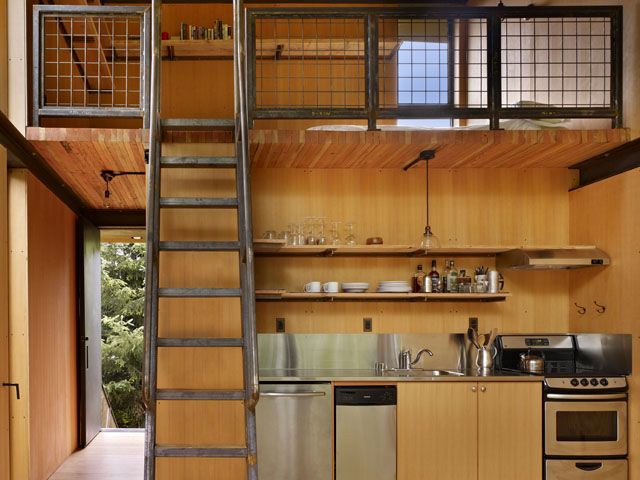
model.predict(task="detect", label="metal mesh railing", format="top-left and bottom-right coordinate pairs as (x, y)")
top-left (501, 17), bottom-right (611, 109)
top-left (247, 6), bottom-right (622, 129)
top-left (33, 5), bottom-right (150, 126)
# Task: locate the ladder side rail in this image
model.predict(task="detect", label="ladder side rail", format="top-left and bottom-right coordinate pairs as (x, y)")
top-left (234, 0), bottom-right (260, 478)
top-left (143, 0), bottom-right (162, 479)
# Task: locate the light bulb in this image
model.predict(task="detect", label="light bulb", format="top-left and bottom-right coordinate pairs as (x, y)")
top-left (420, 225), bottom-right (440, 250)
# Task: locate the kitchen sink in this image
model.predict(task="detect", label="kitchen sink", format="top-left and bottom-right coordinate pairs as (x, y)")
top-left (383, 368), bottom-right (465, 377)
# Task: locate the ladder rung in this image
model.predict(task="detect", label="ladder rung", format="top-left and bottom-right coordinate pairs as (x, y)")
top-left (159, 241), bottom-right (240, 252)
top-left (155, 446), bottom-right (248, 458)
top-left (158, 288), bottom-right (242, 298)
top-left (161, 118), bottom-right (235, 131)
top-left (160, 156), bottom-right (237, 168)
top-left (158, 337), bottom-right (244, 347)
top-left (160, 197), bottom-right (238, 209)
top-left (157, 389), bottom-right (245, 400)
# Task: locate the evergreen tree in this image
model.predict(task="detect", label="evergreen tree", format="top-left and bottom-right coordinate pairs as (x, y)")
top-left (101, 243), bottom-right (145, 428)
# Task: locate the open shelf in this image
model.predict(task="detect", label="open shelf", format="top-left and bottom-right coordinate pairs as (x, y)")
top-left (113, 39), bottom-right (400, 60)
top-left (253, 241), bottom-right (599, 258)
top-left (255, 290), bottom-right (510, 302)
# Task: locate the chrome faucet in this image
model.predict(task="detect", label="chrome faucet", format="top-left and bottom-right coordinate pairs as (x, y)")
top-left (398, 348), bottom-right (434, 370)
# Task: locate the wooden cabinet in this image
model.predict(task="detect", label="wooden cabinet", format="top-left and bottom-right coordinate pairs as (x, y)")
top-left (477, 382), bottom-right (542, 480)
top-left (398, 381), bottom-right (542, 480)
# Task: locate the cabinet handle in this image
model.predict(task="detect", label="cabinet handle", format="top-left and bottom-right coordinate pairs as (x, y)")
top-left (471, 386), bottom-right (477, 392)
top-left (480, 386), bottom-right (486, 392)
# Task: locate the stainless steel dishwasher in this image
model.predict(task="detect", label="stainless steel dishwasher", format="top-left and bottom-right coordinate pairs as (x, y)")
top-left (335, 386), bottom-right (397, 480)
top-left (256, 383), bottom-right (332, 480)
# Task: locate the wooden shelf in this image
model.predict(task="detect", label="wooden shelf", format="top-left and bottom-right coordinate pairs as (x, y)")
top-left (253, 243), bottom-right (598, 257)
top-left (255, 290), bottom-right (510, 302)
top-left (113, 39), bottom-right (400, 60)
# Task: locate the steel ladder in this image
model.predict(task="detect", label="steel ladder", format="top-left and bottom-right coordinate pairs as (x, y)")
top-left (142, 1), bottom-right (259, 479)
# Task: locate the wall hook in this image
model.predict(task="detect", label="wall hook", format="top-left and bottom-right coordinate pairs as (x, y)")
top-left (593, 301), bottom-right (606, 314)
top-left (574, 302), bottom-right (586, 315)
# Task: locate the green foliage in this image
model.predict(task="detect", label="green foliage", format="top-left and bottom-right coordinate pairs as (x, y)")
top-left (102, 243), bottom-right (145, 329)
top-left (101, 243), bottom-right (146, 428)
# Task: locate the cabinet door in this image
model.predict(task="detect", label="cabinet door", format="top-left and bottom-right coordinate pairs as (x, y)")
top-left (478, 382), bottom-right (542, 480)
top-left (398, 382), bottom-right (478, 480)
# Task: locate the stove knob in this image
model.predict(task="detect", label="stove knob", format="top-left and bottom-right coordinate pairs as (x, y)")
top-left (600, 378), bottom-right (609, 386)
top-left (590, 378), bottom-right (599, 386)
top-left (570, 378), bottom-right (580, 387)
top-left (580, 378), bottom-right (589, 386)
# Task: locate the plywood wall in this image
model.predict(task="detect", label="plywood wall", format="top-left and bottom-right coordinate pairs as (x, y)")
top-left (252, 167), bottom-right (574, 335)
top-left (568, 168), bottom-right (640, 480)
top-left (8, 170), bottom-right (78, 480)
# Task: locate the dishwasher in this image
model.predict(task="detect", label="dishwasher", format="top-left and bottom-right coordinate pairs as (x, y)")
top-left (256, 383), bottom-right (332, 480)
top-left (335, 386), bottom-right (397, 480)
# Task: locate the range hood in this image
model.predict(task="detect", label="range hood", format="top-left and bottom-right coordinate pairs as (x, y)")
top-left (496, 247), bottom-right (610, 270)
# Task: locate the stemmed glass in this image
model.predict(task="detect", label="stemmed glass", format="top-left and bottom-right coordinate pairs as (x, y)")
top-left (330, 221), bottom-right (341, 246)
top-left (344, 222), bottom-right (357, 246)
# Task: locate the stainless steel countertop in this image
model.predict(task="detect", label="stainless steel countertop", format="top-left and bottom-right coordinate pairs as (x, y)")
top-left (259, 368), bottom-right (544, 382)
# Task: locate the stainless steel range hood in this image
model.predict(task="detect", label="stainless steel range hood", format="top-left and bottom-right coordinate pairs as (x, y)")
top-left (496, 247), bottom-right (610, 270)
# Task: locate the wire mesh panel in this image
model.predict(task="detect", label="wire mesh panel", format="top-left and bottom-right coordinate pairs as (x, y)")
top-left (34, 6), bottom-right (149, 124)
top-left (501, 17), bottom-right (611, 109)
top-left (253, 16), bottom-right (366, 113)
top-left (378, 16), bottom-right (487, 112)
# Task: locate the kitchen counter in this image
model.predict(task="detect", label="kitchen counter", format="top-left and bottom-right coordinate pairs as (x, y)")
top-left (259, 368), bottom-right (543, 382)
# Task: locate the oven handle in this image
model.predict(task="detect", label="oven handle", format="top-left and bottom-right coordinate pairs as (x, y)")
top-left (546, 393), bottom-right (627, 400)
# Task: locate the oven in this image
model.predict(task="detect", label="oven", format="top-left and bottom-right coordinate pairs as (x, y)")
top-left (545, 392), bottom-right (627, 457)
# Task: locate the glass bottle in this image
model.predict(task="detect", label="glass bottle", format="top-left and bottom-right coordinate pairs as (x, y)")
top-left (412, 264), bottom-right (426, 293)
top-left (447, 260), bottom-right (459, 293)
top-left (442, 260), bottom-right (451, 293)
top-left (427, 259), bottom-right (440, 293)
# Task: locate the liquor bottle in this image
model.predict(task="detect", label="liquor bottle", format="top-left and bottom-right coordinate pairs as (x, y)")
top-left (412, 264), bottom-right (426, 293)
top-left (442, 260), bottom-right (451, 293)
top-left (447, 260), bottom-right (459, 293)
top-left (427, 259), bottom-right (440, 293)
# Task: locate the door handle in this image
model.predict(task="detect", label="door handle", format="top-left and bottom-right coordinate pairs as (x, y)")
top-left (2, 383), bottom-right (20, 400)
top-left (575, 462), bottom-right (602, 471)
top-left (261, 392), bottom-right (326, 398)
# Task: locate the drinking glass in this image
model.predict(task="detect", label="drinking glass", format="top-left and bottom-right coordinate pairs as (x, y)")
top-left (317, 217), bottom-right (328, 245)
top-left (344, 222), bottom-right (357, 246)
top-left (330, 221), bottom-right (341, 246)
top-left (304, 217), bottom-right (318, 245)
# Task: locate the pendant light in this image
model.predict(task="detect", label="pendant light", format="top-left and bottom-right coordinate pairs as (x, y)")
top-left (403, 149), bottom-right (440, 250)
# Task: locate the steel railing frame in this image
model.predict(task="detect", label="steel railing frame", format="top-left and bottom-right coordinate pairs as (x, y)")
top-left (247, 5), bottom-right (623, 130)
top-left (32, 4), bottom-right (151, 127)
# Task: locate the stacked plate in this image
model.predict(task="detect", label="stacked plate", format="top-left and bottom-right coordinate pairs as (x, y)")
top-left (342, 282), bottom-right (370, 293)
top-left (377, 281), bottom-right (412, 293)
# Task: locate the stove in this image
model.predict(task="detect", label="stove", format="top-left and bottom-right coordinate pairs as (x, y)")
top-left (496, 334), bottom-right (631, 480)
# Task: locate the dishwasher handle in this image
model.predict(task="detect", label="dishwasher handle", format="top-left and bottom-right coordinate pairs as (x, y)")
top-left (261, 391), bottom-right (326, 398)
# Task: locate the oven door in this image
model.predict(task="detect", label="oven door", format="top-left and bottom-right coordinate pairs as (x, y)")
top-left (545, 394), bottom-right (627, 457)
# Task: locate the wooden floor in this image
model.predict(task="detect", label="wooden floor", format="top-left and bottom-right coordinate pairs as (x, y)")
top-left (49, 431), bottom-right (144, 480)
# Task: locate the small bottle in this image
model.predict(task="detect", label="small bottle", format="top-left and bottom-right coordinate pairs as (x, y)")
top-left (427, 259), bottom-right (440, 293)
top-left (412, 264), bottom-right (426, 293)
top-left (442, 260), bottom-right (451, 293)
top-left (447, 260), bottom-right (459, 293)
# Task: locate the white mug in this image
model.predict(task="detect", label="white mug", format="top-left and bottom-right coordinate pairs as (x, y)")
top-left (322, 281), bottom-right (339, 293)
top-left (304, 281), bottom-right (322, 293)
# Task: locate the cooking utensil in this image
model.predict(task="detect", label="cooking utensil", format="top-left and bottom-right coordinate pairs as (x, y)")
top-left (467, 328), bottom-right (480, 349)
top-left (519, 350), bottom-right (545, 373)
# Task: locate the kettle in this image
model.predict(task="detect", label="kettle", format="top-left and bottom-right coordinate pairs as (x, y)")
top-left (519, 350), bottom-right (545, 374)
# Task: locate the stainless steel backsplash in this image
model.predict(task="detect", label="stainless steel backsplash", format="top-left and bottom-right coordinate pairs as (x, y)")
top-left (258, 333), bottom-right (468, 371)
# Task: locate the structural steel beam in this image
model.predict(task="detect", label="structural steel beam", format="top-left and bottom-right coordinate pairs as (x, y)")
top-left (571, 137), bottom-right (640, 188)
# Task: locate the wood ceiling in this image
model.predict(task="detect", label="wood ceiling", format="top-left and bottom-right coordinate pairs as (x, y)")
top-left (25, 126), bottom-right (631, 211)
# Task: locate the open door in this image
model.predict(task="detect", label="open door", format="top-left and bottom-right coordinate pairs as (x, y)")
top-left (77, 219), bottom-right (102, 447)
